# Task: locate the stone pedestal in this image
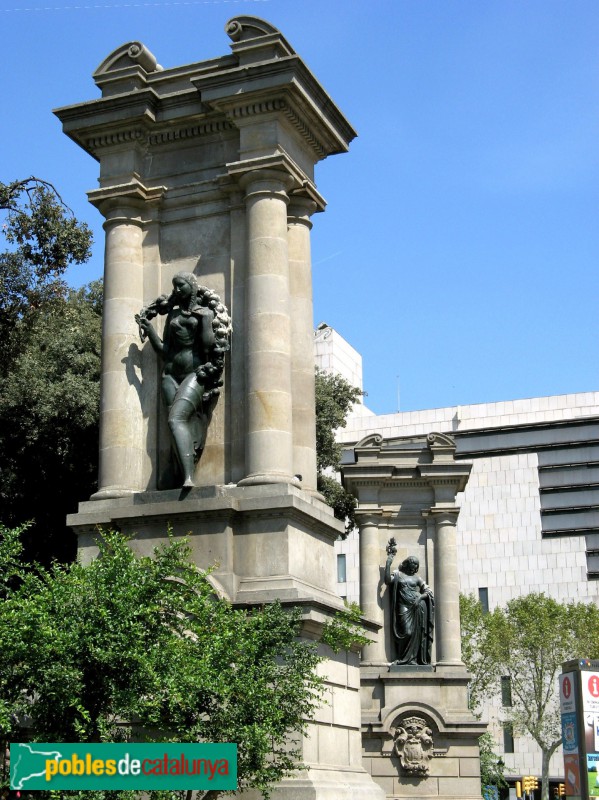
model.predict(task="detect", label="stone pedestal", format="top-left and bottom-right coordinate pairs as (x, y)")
top-left (342, 433), bottom-right (485, 800)
top-left (60, 16), bottom-right (385, 800)
top-left (68, 486), bottom-right (385, 800)
top-left (360, 666), bottom-right (485, 800)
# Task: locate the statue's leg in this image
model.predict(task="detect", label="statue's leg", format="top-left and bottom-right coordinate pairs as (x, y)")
top-left (167, 374), bottom-right (204, 487)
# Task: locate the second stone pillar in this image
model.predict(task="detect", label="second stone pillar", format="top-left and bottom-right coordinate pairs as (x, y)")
top-left (238, 169), bottom-right (298, 486)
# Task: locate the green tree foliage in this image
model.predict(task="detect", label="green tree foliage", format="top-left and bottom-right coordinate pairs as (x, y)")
top-left (460, 592), bottom-right (599, 800)
top-left (314, 368), bottom-right (362, 534)
top-left (459, 593), bottom-right (498, 713)
top-left (0, 282), bottom-right (102, 562)
top-left (478, 732), bottom-right (507, 795)
top-left (0, 527), bottom-right (364, 800)
top-left (0, 177), bottom-right (92, 370)
top-left (0, 178), bottom-right (95, 562)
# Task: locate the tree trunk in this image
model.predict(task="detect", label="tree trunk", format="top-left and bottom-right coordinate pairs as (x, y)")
top-left (541, 744), bottom-right (559, 800)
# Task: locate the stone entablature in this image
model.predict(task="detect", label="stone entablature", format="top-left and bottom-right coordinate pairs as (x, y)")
top-left (57, 18), bottom-right (355, 182)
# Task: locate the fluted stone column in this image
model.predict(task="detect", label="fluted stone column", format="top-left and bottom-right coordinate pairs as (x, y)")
top-left (432, 507), bottom-right (463, 666)
top-left (91, 198), bottom-right (146, 499)
top-left (237, 169), bottom-right (299, 486)
top-left (288, 196), bottom-right (318, 493)
top-left (358, 511), bottom-right (386, 664)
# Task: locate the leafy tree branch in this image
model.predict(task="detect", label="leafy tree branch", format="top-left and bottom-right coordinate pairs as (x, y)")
top-left (461, 592), bottom-right (599, 800)
top-left (314, 368), bottom-right (362, 534)
top-left (0, 528), bottom-right (365, 800)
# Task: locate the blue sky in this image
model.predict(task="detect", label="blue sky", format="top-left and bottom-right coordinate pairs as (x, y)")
top-left (2, 0), bottom-right (597, 414)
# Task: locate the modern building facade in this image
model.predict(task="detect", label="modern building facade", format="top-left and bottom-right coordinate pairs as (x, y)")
top-left (315, 323), bottom-right (599, 793)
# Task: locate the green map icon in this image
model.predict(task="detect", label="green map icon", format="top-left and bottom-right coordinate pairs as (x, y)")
top-left (11, 743), bottom-right (63, 790)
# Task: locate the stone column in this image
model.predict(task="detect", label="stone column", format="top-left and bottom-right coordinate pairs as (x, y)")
top-left (422, 510), bottom-right (438, 663)
top-left (287, 195), bottom-right (318, 493)
top-left (237, 169), bottom-right (299, 486)
top-left (91, 196), bottom-right (146, 499)
top-left (358, 511), bottom-right (386, 664)
top-left (140, 215), bottom-right (163, 490)
top-left (432, 507), bottom-right (463, 666)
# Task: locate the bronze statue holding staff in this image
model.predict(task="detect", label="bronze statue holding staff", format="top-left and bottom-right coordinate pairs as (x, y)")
top-left (385, 539), bottom-right (435, 666)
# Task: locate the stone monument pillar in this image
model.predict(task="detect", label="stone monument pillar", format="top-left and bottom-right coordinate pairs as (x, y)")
top-left (288, 195), bottom-right (319, 494)
top-left (89, 187), bottom-right (163, 498)
top-left (342, 432), bottom-right (486, 800)
top-left (430, 508), bottom-right (462, 667)
top-left (57, 16), bottom-right (385, 800)
top-left (357, 509), bottom-right (386, 665)
top-left (234, 167), bottom-right (297, 486)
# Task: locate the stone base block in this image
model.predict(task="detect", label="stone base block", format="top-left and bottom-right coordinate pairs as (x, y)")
top-left (68, 483), bottom-right (345, 605)
top-left (238, 766), bottom-right (386, 799)
top-left (360, 667), bottom-right (486, 800)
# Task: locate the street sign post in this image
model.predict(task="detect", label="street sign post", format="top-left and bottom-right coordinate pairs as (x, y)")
top-left (560, 659), bottom-right (599, 800)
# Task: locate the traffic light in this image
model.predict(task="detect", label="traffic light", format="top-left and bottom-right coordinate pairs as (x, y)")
top-left (558, 784), bottom-right (565, 797)
top-left (522, 776), bottom-right (539, 793)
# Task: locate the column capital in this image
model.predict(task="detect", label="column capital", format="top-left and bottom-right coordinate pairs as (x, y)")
top-left (237, 169), bottom-right (295, 204)
top-left (355, 510), bottom-right (383, 530)
top-left (426, 505), bottom-right (461, 525)
top-left (88, 179), bottom-right (166, 222)
top-left (289, 183), bottom-right (326, 215)
top-left (227, 153), bottom-right (304, 193)
top-left (287, 194), bottom-right (318, 228)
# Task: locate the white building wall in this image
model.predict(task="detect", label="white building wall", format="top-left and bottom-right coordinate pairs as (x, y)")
top-left (337, 392), bottom-right (599, 444)
top-left (314, 323), bottom-right (375, 420)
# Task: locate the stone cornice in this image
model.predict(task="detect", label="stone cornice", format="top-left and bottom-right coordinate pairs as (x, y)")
top-left (192, 55), bottom-right (356, 160)
top-left (54, 89), bottom-right (159, 159)
top-left (69, 483), bottom-right (344, 540)
top-left (226, 97), bottom-right (327, 160)
top-left (86, 128), bottom-right (145, 151)
top-left (417, 463), bottom-right (472, 492)
top-left (342, 430), bottom-right (473, 511)
top-left (56, 113), bottom-right (236, 162)
top-left (148, 118), bottom-right (235, 145)
top-left (55, 27), bottom-right (355, 171)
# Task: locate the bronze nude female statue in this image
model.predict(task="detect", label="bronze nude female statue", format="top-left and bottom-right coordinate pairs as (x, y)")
top-left (136, 272), bottom-right (231, 487)
top-left (385, 540), bottom-right (435, 666)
